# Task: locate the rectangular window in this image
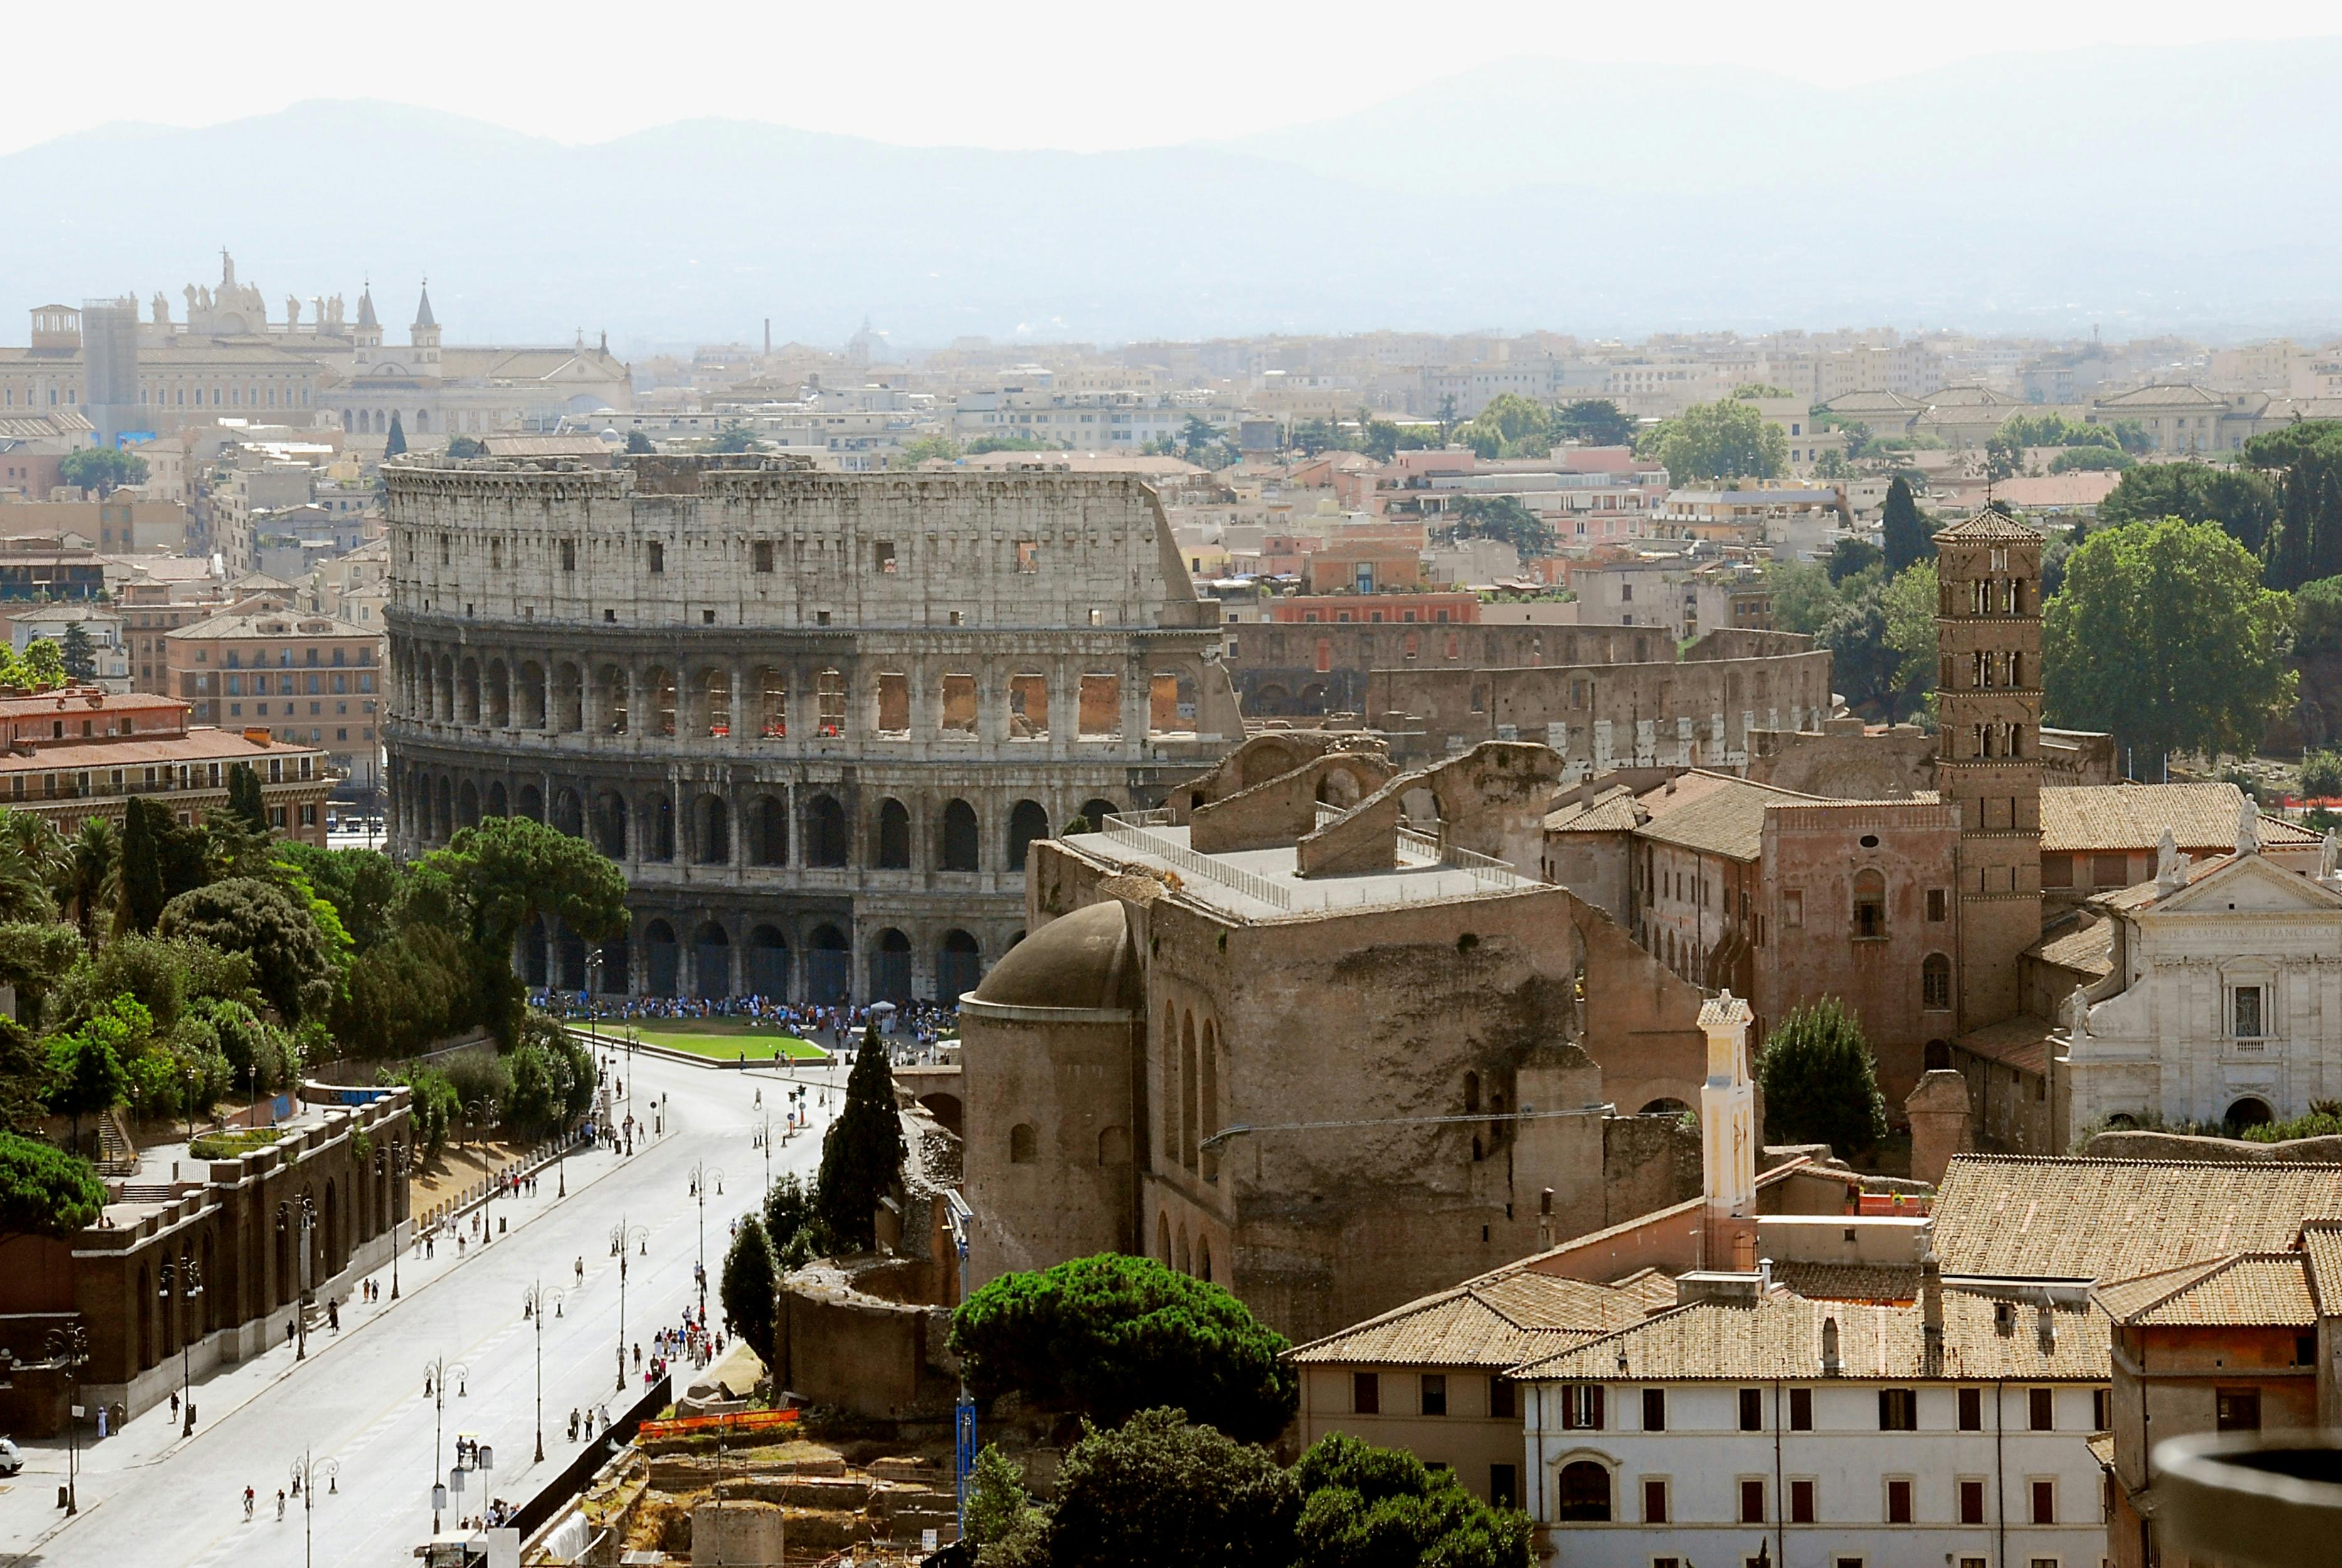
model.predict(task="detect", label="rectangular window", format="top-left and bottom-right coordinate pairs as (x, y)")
top-left (1643, 1478), bottom-right (1669, 1523)
top-left (751, 540), bottom-right (773, 573)
top-left (2216, 1387), bottom-right (2262, 1433)
top-left (1352, 1372), bottom-right (1379, 1415)
top-left (1790, 1478), bottom-right (1815, 1524)
top-left (1739, 1478), bottom-right (1765, 1525)
top-left (561, 539), bottom-right (577, 572)
top-left (2090, 852), bottom-right (2128, 887)
top-left (1489, 1375), bottom-right (1515, 1419)
top-left (1959, 1387), bottom-right (1983, 1431)
top-left (1789, 1387), bottom-right (1813, 1430)
top-left (2094, 1387), bottom-right (2112, 1428)
top-left (1643, 1387), bottom-right (1666, 1431)
top-left (2235, 987), bottom-right (2264, 1039)
top-left (1887, 1476), bottom-right (1912, 1524)
top-left (1420, 1374), bottom-right (1446, 1417)
top-left (2042, 854), bottom-right (2074, 888)
top-left (1559, 1384), bottom-right (1604, 1431)
top-left (1489, 1464), bottom-right (1515, 1510)
top-left (1739, 1387), bottom-right (1762, 1431)
top-left (2030, 1387), bottom-right (2055, 1431)
top-left (875, 540), bottom-right (897, 574)
top-left (1784, 889), bottom-right (1804, 928)
top-left (1015, 539), bottom-right (1039, 573)
top-left (1959, 1478), bottom-right (1986, 1525)
top-left (647, 541), bottom-right (664, 573)
top-left (1927, 887), bottom-right (1948, 921)
top-left (2030, 1478), bottom-right (2055, 1525)
top-left (1879, 1388), bottom-right (1917, 1431)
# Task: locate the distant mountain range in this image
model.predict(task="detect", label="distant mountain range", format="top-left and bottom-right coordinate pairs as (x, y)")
top-left (8, 38), bottom-right (2342, 350)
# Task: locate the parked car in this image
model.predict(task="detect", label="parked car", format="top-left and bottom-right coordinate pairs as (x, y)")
top-left (0, 1437), bottom-right (22, 1477)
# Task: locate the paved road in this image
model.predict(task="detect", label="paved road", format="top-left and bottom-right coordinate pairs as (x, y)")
top-left (1, 1047), bottom-right (845, 1568)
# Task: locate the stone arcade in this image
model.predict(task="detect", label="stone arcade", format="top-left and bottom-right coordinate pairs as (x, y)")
top-left (384, 454), bottom-right (1241, 1004)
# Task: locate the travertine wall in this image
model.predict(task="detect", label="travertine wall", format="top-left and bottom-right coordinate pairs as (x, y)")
top-left (383, 455), bottom-right (1239, 1003)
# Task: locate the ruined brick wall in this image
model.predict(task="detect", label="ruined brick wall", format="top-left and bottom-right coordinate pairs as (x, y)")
top-left (1229, 620), bottom-right (1677, 719)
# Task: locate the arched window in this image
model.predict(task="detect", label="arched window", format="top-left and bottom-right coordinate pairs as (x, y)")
top-left (1853, 869), bottom-right (1887, 939)
top-left (938, 930), bottom-right (982, 1003)
top-left (694, 794), bottom-right (729, 864)
top-left (1922, 953), bottom-right (1952, 1011)
top-left (1098, 1125), bottom-right (1131, 1165)
top-left (1008, 799), bottom-right (1049, 870)
top-left (1009, 1124), bottom-right (1037, 1164)
top-left (807, 795), bottom-right (849, 867)
top-left (1556, 1461), bottom-right (1613, 1522)
top-left (940, 799), bottom-right (980, 872)
top-left (877, 799), bottom-right (911, 869)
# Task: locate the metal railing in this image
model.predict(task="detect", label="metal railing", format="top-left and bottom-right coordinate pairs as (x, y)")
top-left (1101, 813), bottom-right (1293, 911)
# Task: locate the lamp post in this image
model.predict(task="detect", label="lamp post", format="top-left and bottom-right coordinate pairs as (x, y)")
top-left (421, 1354), bottom-right (470, 1532)
top-left (521, 1280), bottom-right (565, 1463)
top-left (43, 1322), bottom-right (87, 1515)
top-left (374, 1141), bottom-right (403, 1300)
top-left (290, 1450), bottom-right (339, 1568)
top-left (157, 1256), bottom-right (203, 1436)
top-left (610, 1220), bottom-right (649, 1392)
top-left (464, 1096), bottom-right (499, 1244)
top-left (689, 1164), bottom-right (724, 1303)
top-left (759, 1114), bottom-right (771, 1195)
top-left (276, 1196), bottom-right (315, 1359)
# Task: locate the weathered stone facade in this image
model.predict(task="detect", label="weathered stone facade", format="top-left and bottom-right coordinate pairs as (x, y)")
top-left (383, 455), bottom-right (1240, 1003)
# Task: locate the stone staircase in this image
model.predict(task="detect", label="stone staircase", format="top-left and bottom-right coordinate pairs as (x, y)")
top-left (96, 1109), bottom-right (139, 1177)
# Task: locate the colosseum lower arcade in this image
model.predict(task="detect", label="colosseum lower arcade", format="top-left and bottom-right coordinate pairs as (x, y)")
top-left (384, 454), bottom-right (1241, 1005)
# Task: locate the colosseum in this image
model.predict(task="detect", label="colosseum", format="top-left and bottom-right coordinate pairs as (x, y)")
top-left (383, 453), bottom-right (1241, 1005)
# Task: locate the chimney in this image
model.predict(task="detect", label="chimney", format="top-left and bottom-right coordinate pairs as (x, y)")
top-left (1920, 1247), bottom-right (1944, 1373)
top-left (2037, 1293), bottom-right (2057, 1354)
top-left (1821, 1314), bottom-right (1841, 1374)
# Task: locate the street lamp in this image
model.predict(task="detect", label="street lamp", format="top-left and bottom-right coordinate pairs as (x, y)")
top-left (758, 1113), bottom-right (772, 1196)
top-left (276, 1196), bottom-right (316, 1359)
top-left (290, 1450), bottom-right (339, 1568)
top-left (610, 1219), bottom-right (649, 1392)
top-left (421, 1354), bottom-right (470, 1533)
top-left (374, 1141), bottom-right (405, 1300)
top-left (689, 1163), bottom-right (725, 1302)
top-left (157, 1256), bottom-right (203, 1436)
top-left (43, 1322), bottom-right (87, 1515)
top-left (464, 1096), bottom-right (499, 1244)
top-left (521, 1280), bottom-right (565, 1463)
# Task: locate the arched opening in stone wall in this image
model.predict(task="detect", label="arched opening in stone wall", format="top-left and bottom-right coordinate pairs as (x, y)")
top-left (554, 663), bottom-right (583, 733)
top-left (642, 920), bottom-right (680, 997)
top-left (557, 930), bottom-right (586, 991)
top-left (436, 654), bottom-right (456, 723)
top-left (876, 671), bottom-right (911, 736)
top-left (938, 929), bottom-right (982, 1003)
top-left (693, 794), bottom-right (729, 865)
top-left (1555, 1461), bottom-right (1612, 1522)
top-left (644, 792), bottom-right (676, 862)
top-left (1077, 673), bottom-right (1122, 738)
top-left (2227, 1096), bottom-right (2275, 1131)
top-left (940, 799), bottom-right (980, 872)
top-left (746, 926), bottom-right (789, 997)
top-left (601, 937), bottom-right (630, 994)
top-left (433, 775), bottom-right (453, 842)
top-left (1008, 800), bottom-right (1049, 870)
top-left (692, 921), bottom-right (731, 998)
top-left (1298, 682), bottom-right (1330, 715)
top-left (940, 672), bottom-right (978, 733)
top-left (748, 795), bottom-right (788, 866)
top-left (457, 781), bottom-right (480, 829)
top-left (649, 667), bottom-right (677, 737)
top-left (1316, 767), bottom-right (1364, 809)
top-left (871, 928), bottom-right (913, 1004)
top-left (807, 924), bottom-right (850, 1002)
top-left (877, 799), bottom-right (911, 869)
top-left (460, 659), bottom-right (482, 724)
top-left (518, 784), bottom-right (543, 822)
top-left (1148, 671), bottom-right (1199, 737)
top-left (923, 1094), bottom-right (965, 1136)
top-left (1640, 1097), bottom-right (1691, 1116)
top-left (701, 668), bottom-right (731, 738)
top-left (593, 791), bottom-right (628, 859)
top-left (755, 667), bottom-right (787, 737)
top-left (487, 781), bottom-right (507, 818)
top-left (1249, 682), bottom-right (1292, 716)
top-left (1078, 798), bottom-right (1119, 831)
top-left (485, 659), bottom-right (511, 728)
top-left (1008, 673), bottom-right (1049, 739)
top-left (816, 669), bottom-right (847, 737)
top-left (519, 661), bottom-right (547, 729)
top-left (806, 795), bottom-right (848, 867)
top-left (522, 917), bottom-right (549, 988)
top-left (598, 664), bottom-right (628, 734)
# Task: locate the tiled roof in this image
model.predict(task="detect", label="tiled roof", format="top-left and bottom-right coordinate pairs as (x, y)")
top-left (1932, 511), bottom-right (2040, 543)
top-left (1771, 1262), bottom-right (1922, 1303)
top-left (1931, 1155), bottom-right (2342, 1283)
top-left (1545, 785), bottom-right (1638, 834)
top-left (1288, 1266), bottom-right (1644, 1368)
top-left (2095, 383), bottom-right (2230, 409)
top-left (1632, 770), bottom-right (1818, 862)
top-left (2300, 1221), bottom-right (2342, 1316)
top-left (1517, 1289), bottom-right (2105, 1382)
top-left (1953, 1015), bottom-right (2057, 1076)
top-left (0, 728), bottom-right (324, 773)
top-left (1992, 473), bottom-right (2121, 509)
top-left (1608, 1268), bottom-right (1683, 1315)
top-left (2028, 918), bottom-right (2114, 979)
top-left (2095, 1255), bottom-right (2318, 1328)
top-left (2040, 782), bottom-right (2250, 854)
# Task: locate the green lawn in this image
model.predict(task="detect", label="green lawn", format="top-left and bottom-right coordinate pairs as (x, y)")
top-left (594, 1024), bottom-right (825, 1062)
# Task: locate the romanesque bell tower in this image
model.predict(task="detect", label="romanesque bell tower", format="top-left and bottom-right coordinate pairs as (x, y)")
top-left (1934, 511), bottom-right (2043, 1030)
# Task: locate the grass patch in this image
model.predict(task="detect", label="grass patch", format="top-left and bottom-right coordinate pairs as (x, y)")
top-left (191, 1127), bottom-right (283, 1161)
top-left (625, 1028), bottom-right (824, 1061)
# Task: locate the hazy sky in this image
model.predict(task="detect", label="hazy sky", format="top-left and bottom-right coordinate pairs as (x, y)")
top-left (9, 2), bottom-right (2341, 158)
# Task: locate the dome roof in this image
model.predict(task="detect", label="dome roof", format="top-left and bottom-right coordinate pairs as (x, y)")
top-left (970, 901), bottom-right (1141, 1012)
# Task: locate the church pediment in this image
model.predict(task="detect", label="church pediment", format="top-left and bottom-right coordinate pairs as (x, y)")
top-left (2149, 852), bottom-right (2342, 914)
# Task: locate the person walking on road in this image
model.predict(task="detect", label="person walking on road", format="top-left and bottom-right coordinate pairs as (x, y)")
top-left (276, 1490), bottom-right (285, 1521)
top-left (575, 1256), bottom-right (584, 1285)
top-left (244, 1486), bottom-right (255, 1518)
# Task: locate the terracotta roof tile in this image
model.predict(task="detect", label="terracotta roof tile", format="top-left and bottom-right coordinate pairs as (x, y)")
top-left (1288, 1268), bottom-right (1642, 1367)
top-left (2095, 1254), bottom-right (2317, 1328)
top-left (1518, 1290), bottom-right (2104, 1382)
top-left (2299, 1221), bottom-right (2342, 1316)
top-left (1545, 785), bottom-right (1638, 834)
top-left (1932, 512), bottom-right (2041, 543)
top-left (1932, 1155), bottom-right (2342, 1283)
top-left (2028, 918), bottom-right (2115, 978)
top-left (2040, 782), bottom-right (2251, 854)
top-left (1770, 1262), bottom-right (1922, 1303)
top-left (1631, 771), bottom-right (1818, 862)
top-left (1953, 1015), bottom-right (2057, 1076)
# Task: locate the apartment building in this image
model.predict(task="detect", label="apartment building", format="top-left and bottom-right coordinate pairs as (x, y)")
top-left (164, 601), bottom-right (384, 790)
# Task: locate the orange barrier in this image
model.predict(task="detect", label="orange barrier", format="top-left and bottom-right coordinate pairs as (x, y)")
top-left (638, 1407), bottom-right (800, 1441)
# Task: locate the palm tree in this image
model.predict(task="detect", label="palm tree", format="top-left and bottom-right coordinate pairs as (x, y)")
top-left (64, 818), bottom-right (117, 946)
top-left (0, 808), bottom-right (68, 912)
top-left (0, 836), bottom-right (54, 922)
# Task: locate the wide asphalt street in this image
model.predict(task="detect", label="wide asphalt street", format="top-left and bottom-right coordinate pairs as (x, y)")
top-left (1, 1044), bottom-right (844, 1568)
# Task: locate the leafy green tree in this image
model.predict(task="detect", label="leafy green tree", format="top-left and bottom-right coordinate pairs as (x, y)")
top-left (2302, 751), bottom-right (2342, 800)
top-left (1641, 398), bottom-right (1786, 482)
top-left (18, 639), bottom-right (66, 691)
top-left (1826, 537), bottom-right (1882, 585)
top-left (46, 1000), bottom-right (142, 1150)
top-left (0, 831), bottom-right (56, 923)
top-left (225, 762), bottom-right (270, 835)
top-left (2044, 518), bottom-right (2297, 772)
top-left (2297, 576), bottom-right (2342, 657)
top-left (0, 1131), bottom-right (107, 1236)
top-left (117, 797), bottom-right (169, 935)
top-left (2048, 446), bottom-right (2133, 474)
top-left (0, 1017), bottom-right (50, 1134)
top-left (156, 877), bottom-right (334, 1024)
top-left (761, 1170), bottom-right (831, 1268)
top-left (417, 816), bottom-right (628, 1044)
top-left (623, 430), bottom-right (655, 455)
top-left (274, 844), bottom-right (401, 953)
top-left (1984, 434), bottom-right (2021, 483)
top-left (1880, 563), bottom-right (1939, 719)
top-left (892, 435), bottom-right (964, 469)
top-left (1454, 394), bottom-right (1555, 460)
top-left (2107, 419), bottom-right (2153, 454)
top-left (1554, 398), bottom-right (1636, 447)
top-left (1762, 559), bottom-right (1843, 636)
top-left (445, 436), bottom-right (487, 458)
top-left (965, 1443), bottom-right (1048, 1567)
top-left (969, 433), bottom-right (1053, 455)
top-left (58, 447), bottom-right (149, 497)
top-left (1819, 589), bottom-right (1908, 721)
top-left (815, 1025), bottom-right (904, 1250)
top-left (1046, 1409), bottom-right (1300, 1568)
top-left (1880, 476), bottom-right (1933, 576)
top-left (1293, 1433), bottom-right (1532, 1568)
top-left (0, 920), bottom-right (82, 1029)
top-left (1757, 998), bottom-right (1888, 1157)
top-left (58, 622), bottom-right (97, 682)
top-left (396, 1064), bottom-right (460, 1159)
top-left (2246, 423), bottom-right (2342, 589)
top-left (1813, 449), bottom-right (1853, 481)
top-left (384, 413), bottom-right (407, 457)
top-left (331, 924), bottom-right (479, 1059)
top-left (1449, 495), bottom-right (1555, 560)
top-left (951, 1253), bottom-right (1298, 1443)
top-left (63, 818), bottom-right (117, 945)
top-left (719, 1214), bottom-right (780, 1366)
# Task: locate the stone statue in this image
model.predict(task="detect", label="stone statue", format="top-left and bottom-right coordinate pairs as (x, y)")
top-left (2156, 827), bottom-right (2185, 891)
top-left (184, 283), bottom-right (199, 319)
top-left (2237, 793), bottom-right (2260, 857)
top-left (151, 291), bottom-right (170, 326)
top-left (220, 248), bottom-right (236, 290)
top-left (2321, 829), bottom-right (2340, 882)
top-left (285, 295), bottom-right (301, 327)
top-left (2067, 986), bottom-right (2089, 1040)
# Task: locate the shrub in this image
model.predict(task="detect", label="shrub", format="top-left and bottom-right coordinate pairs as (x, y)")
top-left (1757, 997), bottom-right (1889, 1157)
top-left (1046, 1409), bottom-right (1300, 1568)
top-left (1293, 1432), bottom-right (1533, 1568)
top-left (2304, 751), bottom-right (2342, 800)
top-left (157, 877), bottom-right (334, 1024)
top-left (0, 1131), bottom-right (107, 1235)
top-left (950, 1254), bottom-right (1298, 1443)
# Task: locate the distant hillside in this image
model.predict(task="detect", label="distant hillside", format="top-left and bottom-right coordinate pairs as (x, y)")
top-left (7, 39), bottom-right (2342, 348)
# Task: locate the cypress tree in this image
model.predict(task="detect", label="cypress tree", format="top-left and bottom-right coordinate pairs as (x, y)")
top-left (385, 412), bottom-right (408, 457)
top-left (118, 797), bottom-right (167, 935)
top-left (719, 1214), bottom-right (779, 1366)
top-left (226, 763), bottom-right (269, 834)
top-left (1880, 476), bottom-right (1933, 577)
top-left (815, 1025), bottom-right (905, 1251)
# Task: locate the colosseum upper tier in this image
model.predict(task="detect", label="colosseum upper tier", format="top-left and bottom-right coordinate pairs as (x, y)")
top-left (384, 454), bottom-right (1241, 1005)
